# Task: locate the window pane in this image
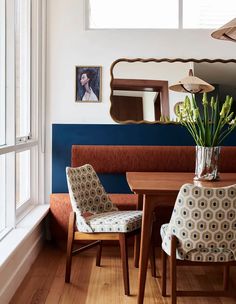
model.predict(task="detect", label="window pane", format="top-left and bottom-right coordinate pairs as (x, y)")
top-left (183, 0), bottom-right (236, 28)
top-left (0, 0), bottom-right (6, 146)
top-left (88, 0), bottom-right (178, 29)
top-left (16, 150), bottom-right (30, 209)
top-left (15, 0), bottom-right (31, 138)
top-left (0, 154), bottom-right (6, 232)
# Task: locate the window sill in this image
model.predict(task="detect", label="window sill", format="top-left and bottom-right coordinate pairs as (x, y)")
top-left (0, 204), bottom-right (49, 268)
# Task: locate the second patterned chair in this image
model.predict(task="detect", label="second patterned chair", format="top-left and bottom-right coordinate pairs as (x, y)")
top-left (161, 183), bottom-right (236, 304)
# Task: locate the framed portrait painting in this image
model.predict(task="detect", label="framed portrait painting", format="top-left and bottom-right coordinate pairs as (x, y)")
top-left (75, 66), bottom-right (102, 102)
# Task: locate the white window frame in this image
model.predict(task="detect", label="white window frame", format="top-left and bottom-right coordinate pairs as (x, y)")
top-left (0, 155), bottom-right (6, 236)
top-left (0, 0), bottom-right (45, 239)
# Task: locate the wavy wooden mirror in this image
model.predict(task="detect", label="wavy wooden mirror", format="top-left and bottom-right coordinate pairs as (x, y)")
top-left (110, 58), bottom-right (236, 124)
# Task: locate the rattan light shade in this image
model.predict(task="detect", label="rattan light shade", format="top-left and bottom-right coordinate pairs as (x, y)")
top-left (211, 18), bottom-right (236, 42)
top-left (169, 69), bottom-right (215, 93)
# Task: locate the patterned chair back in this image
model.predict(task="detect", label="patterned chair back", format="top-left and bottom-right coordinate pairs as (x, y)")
top-left (66, 164), bottom-right (118, 232)
top-left (162, 183), bottom-right (236, 262)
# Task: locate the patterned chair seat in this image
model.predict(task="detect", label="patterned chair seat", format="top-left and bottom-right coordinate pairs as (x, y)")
top-left (85, 210), bottom-right (142, 233)
top-left (161, 223), bottom-right (235, 262)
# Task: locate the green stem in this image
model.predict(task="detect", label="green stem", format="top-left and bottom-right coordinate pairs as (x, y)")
top-left (183, 123), bottom-right (203, 146)
top-left (212, 96), bottom-right (220, 139)
top-left (185, 111), bottom-right (204, 146)
top-left (192, 94), bottom-right (205, 143)
top-left (204, 103), bottom-right (210, 146)
top-left (212, 116), bottom-right (224, 146)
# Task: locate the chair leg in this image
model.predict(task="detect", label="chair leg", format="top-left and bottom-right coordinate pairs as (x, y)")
top-left (134, 234), bottom-right (140, 268)
top-left (161, 249), bottom-right (167, 296)
top-left (134, 194), bottom-right (143, 268)
top-left (119, 233), bottom-right (130, 296)
top-left (65, 212), bottom-right (75, 283)
top-left (150, 242), bottom-right (157, 278)
top-left (170, 236), bottom-right (177, 304)
top-left (96, 240), bottom-right (102, 267)
top-left (150, 212), bottom-right (157, 277)
top-left (223, 265), bottom-right (230, 291)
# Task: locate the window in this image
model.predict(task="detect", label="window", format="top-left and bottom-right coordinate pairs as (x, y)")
top-left (183, 0), bottom-right (236, 28)
top-left (0, 0), bottom-right (44, 239)
top-left (88, 0), bottom-right (179, 29)
top-left (87, 0), bottom-right (236, 29)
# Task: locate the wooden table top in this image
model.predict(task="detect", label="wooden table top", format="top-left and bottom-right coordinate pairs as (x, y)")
top-left (126, 172), bottom-right (236, 194)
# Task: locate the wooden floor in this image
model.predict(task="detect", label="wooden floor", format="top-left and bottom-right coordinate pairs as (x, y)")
top-left (10, 242), bottom-right (236, 304)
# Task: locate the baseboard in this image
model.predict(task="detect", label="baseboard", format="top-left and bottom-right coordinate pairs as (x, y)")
top-left (0, 226), bottom-right (44, 304)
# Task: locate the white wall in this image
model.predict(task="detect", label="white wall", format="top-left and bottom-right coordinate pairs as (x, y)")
top-left (46, 0), bottom-right (236, 200)
top-left (0, 224), bottom-right (44, 303)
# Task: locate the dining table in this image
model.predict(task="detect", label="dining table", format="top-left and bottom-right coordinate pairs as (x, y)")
top-left (126, 172), bottom-right (236, 304)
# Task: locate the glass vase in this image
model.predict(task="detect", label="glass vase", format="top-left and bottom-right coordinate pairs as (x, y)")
top-left (194, 146), bottom-right (221, 181)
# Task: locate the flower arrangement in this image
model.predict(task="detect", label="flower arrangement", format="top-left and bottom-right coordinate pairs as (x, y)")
top-left (176, 93), bottom-right (236, 147)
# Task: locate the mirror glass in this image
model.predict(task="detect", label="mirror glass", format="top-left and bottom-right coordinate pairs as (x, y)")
top-left (110, 59), bottom-right (236, 123)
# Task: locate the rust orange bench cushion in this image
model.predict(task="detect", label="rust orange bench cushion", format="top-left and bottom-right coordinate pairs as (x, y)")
top-left (49, 145), bottom-right (236, 242)
top-left (71, 145), bottom-right (196, 172)
top-left (71, 145), bottom-right (236, 173)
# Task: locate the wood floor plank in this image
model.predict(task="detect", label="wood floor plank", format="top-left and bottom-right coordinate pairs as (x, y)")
top-left (10, 242), bottom-right (236, 304)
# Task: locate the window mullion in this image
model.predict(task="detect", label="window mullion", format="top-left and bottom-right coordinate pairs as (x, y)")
top-left (0, 139), bottom-right (38, 155)
top-left (0, 0), bottom-right (6, 146)
top-left (179, 0), bottom-right (183, 29)
top-left (4, 0), bottom-right (17, 231)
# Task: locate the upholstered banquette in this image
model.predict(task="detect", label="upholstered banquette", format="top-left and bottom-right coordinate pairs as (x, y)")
top-left (49, 145), bottom-right (236, 244)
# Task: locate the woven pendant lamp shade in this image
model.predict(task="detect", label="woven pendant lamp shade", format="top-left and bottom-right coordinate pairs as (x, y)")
top-left (169, 69), bottom-right (215, 93)
top-left (211, 18), bottom-right (236, 42)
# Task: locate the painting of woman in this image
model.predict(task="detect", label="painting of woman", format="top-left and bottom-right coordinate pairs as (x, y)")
top-left (76, 66), bottom-right (101, 102)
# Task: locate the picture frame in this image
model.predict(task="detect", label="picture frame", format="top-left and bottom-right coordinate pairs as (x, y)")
top-left (75, 66), bottom-right (102, 102)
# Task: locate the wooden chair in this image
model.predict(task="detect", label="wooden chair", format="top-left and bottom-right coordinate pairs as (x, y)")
top-left (65, 164), bottom-right (143, 295)
top-left (161, 183), bottom-right (236, 304)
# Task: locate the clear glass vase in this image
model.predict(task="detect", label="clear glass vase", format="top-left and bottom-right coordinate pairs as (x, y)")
top-left (194, 146), bottom-right (221, 181)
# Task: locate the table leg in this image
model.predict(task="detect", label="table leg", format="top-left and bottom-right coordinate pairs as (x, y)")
top-left (137, 195), bottom-right (156, 304)
top-left (134, 195), bottom-right (143, 267)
